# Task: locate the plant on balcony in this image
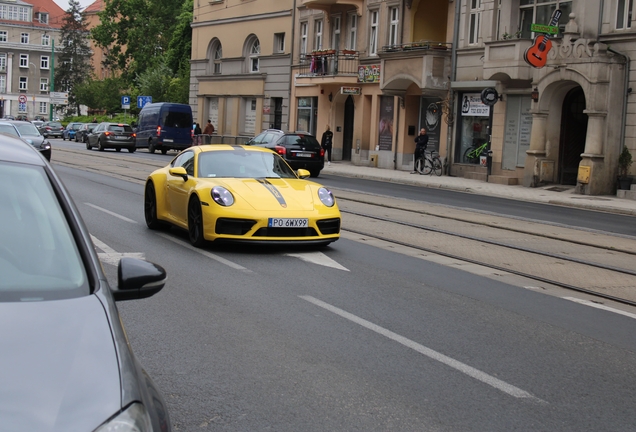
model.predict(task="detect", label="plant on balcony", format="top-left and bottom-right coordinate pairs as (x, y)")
top-left (342, 49), bottom-right (357, 55)
top-left (312, 49), bottom-right (335, 55)
top-left (501, 30), bottom-right (522, 40)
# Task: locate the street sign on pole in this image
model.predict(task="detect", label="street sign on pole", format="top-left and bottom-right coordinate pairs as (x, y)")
top-left (18, 94), bottom-right (27, 104)
top-left (50, 91), bottom-right (68, 105)
top-left (137, 96), bottom-right (152, 109)
top-left (121, 95), bottom-right (131, 109)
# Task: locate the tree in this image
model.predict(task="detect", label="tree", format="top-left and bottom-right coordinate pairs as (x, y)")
top-left (74, 77), bottom-right (127, 114)
top-left (55, 0), bottom-right (93, 115)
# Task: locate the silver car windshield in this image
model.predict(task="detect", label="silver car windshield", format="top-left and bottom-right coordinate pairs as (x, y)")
top-left (15, 123), bottom-right (41, 136)
top-left (198, 150), bottom-right (297, 179)
top-left (0, 162), bottom-right (88, 301)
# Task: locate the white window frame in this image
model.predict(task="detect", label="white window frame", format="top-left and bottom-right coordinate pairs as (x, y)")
top-left (389, 7), bottom-right (400, 47)
top-left (38, 12), bottom-right (48, 24)
top-left (332, 15), bottom-right (341, 51)
top-left (369, 10), bottom-right (379, 56)
top-left (39, 101), bottom-right (48, 114)
top-left (42, 34), bottom-right (50, 46)
top-left (314, 19), bottom-right (323, 50)
top-left (0, 53), bottom-right (6, 72)
top-left (519, 0), bottom-right (571, 39)
top-left (0, 31), bottom-right (6, 42)
top-left (18, 6), bottom-right (28, 21)
top-left (40, 56), bottom-right (49, 69)
top-left (469, 0), bottom-right (481, 45)
top-left (19, 76), bottom-right (27, 90)
top-left (617, 0), bottom-right (634, 29)
top-left (300, 21), bottom-right (308, 55)
top-left (0, 75), bottom-right (5, 93)
top-left (40, 78), bottom-right (48, 91)
top-left (348, 13), bottom-right (357, 50)
top-left (21, 33), bottom-right (29, 44)
top-left (213, 42), bottom-right (222, 74)
top-left (249, 38), bottom-right (260, 72)
top-left (274, 32), bottom-right (285, 53)
top-left (19, 54), bottom-right (28, 68)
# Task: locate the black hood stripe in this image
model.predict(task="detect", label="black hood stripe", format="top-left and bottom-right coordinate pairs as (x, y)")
top-left (256, 179), bottom-right (287, 208)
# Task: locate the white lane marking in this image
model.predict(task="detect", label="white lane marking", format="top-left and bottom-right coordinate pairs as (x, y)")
top-left (85, 203), bottom-right (137, 223)
top-left (285, 251), bottom-right (349, 271)
top-left (563, 297), bottom-right (636, 320)
top-left (300, 295), bottom-right (546, 403)
top-left (156, 232), bottom-right (252, 273)
top-left (91, 235), bottom-right (145, 266)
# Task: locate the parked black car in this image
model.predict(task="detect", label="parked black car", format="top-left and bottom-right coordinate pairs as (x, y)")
top-left (75, 122), bottom-right (98, 142)
top-left (39, 121), bottom-right (64, 138)
top-left (0, 120), bottom-right (51, 160)
top-left (247, 129), bottom-right (325, 177)
top-left (86, 122), bottom-right (136, 152)
top-left (0, 134), bottom-right (171, 431)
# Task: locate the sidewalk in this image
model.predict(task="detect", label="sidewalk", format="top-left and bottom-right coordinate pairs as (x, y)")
top-left (322, 162), bottom-right (636, 216)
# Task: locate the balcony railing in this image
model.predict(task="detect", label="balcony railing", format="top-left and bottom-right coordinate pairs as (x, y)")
top-left (296, 50), bottom-right (359, 77)
top-left (380, 41), bottom-right (452, 54)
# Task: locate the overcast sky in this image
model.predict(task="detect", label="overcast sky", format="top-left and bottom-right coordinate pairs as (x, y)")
top-left (53, 0), bottom-right (96, 12)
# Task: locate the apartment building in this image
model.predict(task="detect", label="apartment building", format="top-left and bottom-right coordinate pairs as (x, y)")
top-left (290, 0), bottom-right (454, 168)
top-left (453, 0), bottom-right (634, 195)
top-left (0, 0), bottom-right (63, 119)
top-left (189, 0), bottom-right (294, 138)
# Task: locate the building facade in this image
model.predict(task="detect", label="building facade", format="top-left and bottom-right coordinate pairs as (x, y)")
top-left (0, 0), bottom-right (63, 119)
top-left (189, 0), bottom-right (294, 140)
top-left (452, 0), bottom-right (635, 195)
top-left (290, 0), bottom-right (454, 170)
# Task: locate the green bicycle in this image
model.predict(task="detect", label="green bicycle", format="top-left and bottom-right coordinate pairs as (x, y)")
top-left (415, 150), bottom-right (443, 176)
top-left (463, 141), bottom-right (488, 164)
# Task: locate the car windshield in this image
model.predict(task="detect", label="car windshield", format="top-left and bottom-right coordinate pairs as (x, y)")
top-left (280, 134), bottom-right (321, 149)
top-left (15, 123), bottom-right (41, 136)
top-left (198, 150), bottom-right (297, 179)
top-left (0, 162), bottom-right (89, 302)
top-left (0, 125), bottom-right (18, 136)
top-left (107, 125), bottom-right (132, 132)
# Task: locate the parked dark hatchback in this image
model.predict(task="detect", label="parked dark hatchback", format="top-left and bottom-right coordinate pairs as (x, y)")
top-left (75, 122), bottom-right (98, 142)
top-left (39, 121), bottom-right (64, 138)
top-left (0, 134), bottom-right (171, 431)
top-left (87, 122), bottom-right (136, 152)
top-left (247, 129), bottom-right (325, 177)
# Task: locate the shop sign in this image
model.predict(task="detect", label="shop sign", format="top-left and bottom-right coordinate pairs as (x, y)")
top-left (461, 93), bottom-right (490, 117)
top-left (341, 87), bottom-right (361, 95)
top-left (357, 65), bottom-right (381, 83)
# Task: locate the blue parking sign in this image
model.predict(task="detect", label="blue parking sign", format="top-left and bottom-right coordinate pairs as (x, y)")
top-left (137, 96), bottom-right (152, 108)
top-left (121, 96), bottom-right (130, 109)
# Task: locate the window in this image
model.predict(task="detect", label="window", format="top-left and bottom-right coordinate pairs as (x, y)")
top-left (519, 0), bottom-right (572, 39)
top-left (40, 56), bottom-right (49, 69)
top-left (300, 22), bottom-right (308, 55)
top-left (211, 41), bottom-right (222, 74)
top-left (369, 10), bottom-right (379, 55)
top-left (314, 19), bottom-right (323, 50)
top-left (21, 33), bottom-right (29, 44)
top-left (0, 75), bottom-right (5, 93)
top-left (18, 6), bottom-right (28, 21)
top-left (389, 7), bottom-right (399, 46)
top-left (0, 54), bottom-right (5, 72)
top-left (249, 38), bottom-right (260, 72)
top-left (19, 76), bottom-right (27, 90)
top-left (469, 0), bottom-right (481, 45)
top-left (42, 34), bottom-right (50, 46)
top-left (39, 102), bottom-right (47, 114)
top-left (19, 54), bottom-right (28, 68)
top-left (617, 0), bottom-right (634, 29)
top-left (38, 12), bottom-right (48, 24)
top-left (0, 31), bottom-right (6, 42)
top-left (348, 14), bottom-right (358, 50)
top-left (332, 15), bottom-right (341, 51)
top-left (40, 78), bottom-right (48, 91)
top-left (274, 33), bottom-right (285, 53)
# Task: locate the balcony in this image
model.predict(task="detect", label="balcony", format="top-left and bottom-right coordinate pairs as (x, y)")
top-left (482, 39), bottom-right (534, 81)
top-left (295, 50), bottom-right (360, 82)
top-left (299, 0), bottom-right (363, 14)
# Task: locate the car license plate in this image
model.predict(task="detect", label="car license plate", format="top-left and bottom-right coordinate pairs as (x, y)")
top-left (115, 136), bottom-right (128, 140)
top-left (296, 152), bottom-right (312, 158)
top-left (268, 218), bottom-right (308, 228)
top-left (164, 139), bottom-right (174, 142)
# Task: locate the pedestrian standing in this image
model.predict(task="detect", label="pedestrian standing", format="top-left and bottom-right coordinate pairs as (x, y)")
top-left (321, 125), bottom-right (333, 165)
top-left (412, 128), bottom-right (429, 173)
top-left (194, 123), bottom-right (202, 145)
top-left (203, 120), bottom-right (215, 135)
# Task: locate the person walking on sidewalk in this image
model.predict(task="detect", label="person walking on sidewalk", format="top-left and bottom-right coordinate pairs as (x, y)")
top-left (412, 128), bottom-right (429, 173)
top-left (321, 125), bottom-right (333, 166)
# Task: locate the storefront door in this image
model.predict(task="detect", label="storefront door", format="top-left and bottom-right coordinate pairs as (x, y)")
top-left (342, 96), bottom-right (354, 160)
top-left (559, 87), bottom-right (587, 185)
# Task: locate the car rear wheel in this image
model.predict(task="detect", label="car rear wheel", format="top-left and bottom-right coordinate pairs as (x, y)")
top-left (161, 148), bottom-right (168, 155)
top-left (148, 141), bottom-right (156, 154)
top-left (115, 147), bottom-right (121, 152)
top-left (98, 139), bottom-right (105, 151)
top-left (86, 140), bottom-right (92, 150)
top-left (144, 182), bottom-right (168, 230)
top-left (128, 146), bottom-right (136, 153)
top-left (188, 196), bottom-right (206, 247)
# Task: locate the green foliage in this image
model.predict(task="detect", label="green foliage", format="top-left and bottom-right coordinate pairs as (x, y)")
top-left (135, 61), bottom-right (189, 104)
top-left (618, 146), bottom-right (633, 177)
top-left (74, 77), bottom-right (129, 114)
top-left (165, 0), bottom-right (193, 75)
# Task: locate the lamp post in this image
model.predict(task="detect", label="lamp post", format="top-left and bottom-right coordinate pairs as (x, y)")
top-left (29, 62), bottom-right (36, 118)
top-left (49, 37), bottom-right (54, 121)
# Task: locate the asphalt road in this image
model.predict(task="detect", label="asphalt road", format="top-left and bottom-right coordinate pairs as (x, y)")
top-left (52, 161), bottom-right (636, 431)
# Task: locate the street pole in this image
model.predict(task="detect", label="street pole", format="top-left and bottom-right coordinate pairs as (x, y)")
top-left (49, 38), bottom-right (54, 121)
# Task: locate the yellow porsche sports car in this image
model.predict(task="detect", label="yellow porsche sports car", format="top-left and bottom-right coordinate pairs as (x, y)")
top-left (144, 145), bottom-right (341, 247)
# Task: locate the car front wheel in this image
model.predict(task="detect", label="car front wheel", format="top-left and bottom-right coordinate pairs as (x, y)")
top-left (188, 196), bottom-right (206, 247)
top-left (148, 141), bottom-right (156, 154)
top-left (86, 140), bottom-right (92, 150)
top-left (309, 169), bottom-right (321, 178)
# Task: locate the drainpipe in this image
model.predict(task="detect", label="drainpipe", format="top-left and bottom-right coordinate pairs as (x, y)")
top-left (601, 0), bottom-right (630, 156)
top-left (288, 0), bottom-right (297, 131)
top-left (446, 0), bottom-right (461, 175)
top-left (394, 0), bottom-right (406, 170)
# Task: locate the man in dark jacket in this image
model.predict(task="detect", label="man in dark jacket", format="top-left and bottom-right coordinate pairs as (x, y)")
top-left (412, 128), bottom-right (429, 173)
top-left (321, 125), bottom-right (333, 165)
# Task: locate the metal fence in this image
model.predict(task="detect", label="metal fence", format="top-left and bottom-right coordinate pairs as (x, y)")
top-left (296, 51), bottom-right (360, 77)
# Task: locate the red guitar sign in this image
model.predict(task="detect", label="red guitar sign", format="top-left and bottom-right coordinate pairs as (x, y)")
top-left (524, 9), bottom-right (562, 68)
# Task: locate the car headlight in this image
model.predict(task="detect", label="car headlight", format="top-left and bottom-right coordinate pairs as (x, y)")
top-left (318, 187), bottom-right (335, 207)
top-left (94, 403), bottom-right (152, 432)
top-left (211, 186), bottom-right (234, 206)
top-left (41, 141), bottom-right (51, 150)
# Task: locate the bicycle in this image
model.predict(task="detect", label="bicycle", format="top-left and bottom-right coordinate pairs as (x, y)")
top-left (463, 141), bottom-right (488, 164)
top-left (415, 150), bottom-right (443, 176)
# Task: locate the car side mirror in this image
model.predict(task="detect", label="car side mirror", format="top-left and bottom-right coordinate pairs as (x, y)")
top-left (169, 166), bottom-right (188, 181)
top-left (113, 257), bottom-right (166, 301)
top-left (297, 169), bottom-right (311, 179)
